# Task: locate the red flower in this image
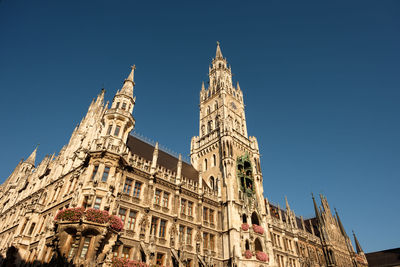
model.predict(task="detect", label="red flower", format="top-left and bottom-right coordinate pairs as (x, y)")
top-left (256, 251), bottom-right (268, 262)
top-left (55, 207), bottom-right (85, 222)
top-left (244, 250), bottom-right (252, 259)
top-left (241, 223), bottom-right (249, 231)
top-left (85, 208), bottom-right (110, 224)
top-left (109, 215), bottom-right (124, 232)
top-left (252, 224), bottom-right (264, 235)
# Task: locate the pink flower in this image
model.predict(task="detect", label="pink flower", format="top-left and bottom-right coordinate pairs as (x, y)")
top-left (252, 224), bottom-right (264, 234)
top-left (241, 223), bottom-right (249, 231)
top-left (256, 251), bottom-right (268, 262)
top-left (109, 215), bottom-right (124, 232)
top-left (55, 207), bottom-right (85, 222)
top-left (244, 250), bottom-right (252, 259)
top-left (85, 208), bottom-right (110, 224)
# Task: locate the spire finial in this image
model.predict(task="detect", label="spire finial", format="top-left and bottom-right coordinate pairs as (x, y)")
top-left (25, 144), bottom-right (39, 166)
top-left (119, 65), bottom-right (136, 97)
top-left (215, 41), bottom-right (223, 59)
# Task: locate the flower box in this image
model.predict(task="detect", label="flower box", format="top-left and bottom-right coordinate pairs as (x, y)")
top-left (256, 251), bottom-right (268, 262)
top-left (244, 250), bottom-right (252, 259)
top-left (252, 224), bottom-right (264, 235)
top-left (241, 223), bottom-right (249, 231)
top-left (55, 207), bottom-right (124, 232)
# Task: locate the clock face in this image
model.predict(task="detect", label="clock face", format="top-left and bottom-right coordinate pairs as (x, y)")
top-left (231, 102), bottom-right (237, 110)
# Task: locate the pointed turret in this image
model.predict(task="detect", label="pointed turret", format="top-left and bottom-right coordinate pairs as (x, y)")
top-left (312, 193), bottom-right (322, 222)
top-left (335, 208), bottom-right (348, 237)
top-left (201, 81), bottom-right (205, 91)
top-left (285, 195), bottom-right (291, 211)
top-left (119, 65), bottom-right (136, 98)
top-left (150, 142), bottom-right (159, 174)
top-left (352, 230), bottom-right (364, 254)
top-left (176, 154), bottom-right (182, 184)
top-left (25, 145), bottom-right (38, 166)
top-left (215, 41), bottom-right (223, 59)
top-left (236, 81), bottom-right (241, 91)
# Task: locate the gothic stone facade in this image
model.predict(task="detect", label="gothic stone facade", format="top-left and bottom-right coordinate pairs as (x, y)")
top-left (0, 44), bottom-right (368, 267)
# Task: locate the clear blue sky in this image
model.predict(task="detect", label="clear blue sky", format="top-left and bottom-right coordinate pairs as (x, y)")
top-left (1, 0), bottom-right (399, 253)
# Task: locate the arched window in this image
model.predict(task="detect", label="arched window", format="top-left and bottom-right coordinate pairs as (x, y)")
top-left (251, 212), bottom-right (260, 226)
top-left (254, 238), bottom-right (263, 252)
top-left (245, 240), bottom-right (250, 250)
top-left (242, 214), bottom-right (247, 224)
top-left (209, 176), bottom-right (215, 190)
top-left (212, 154), bottom-right (216, 167)
top-left (207, 120), bottom-right (213, 133)
top-left (204, 159), bottom-right (208, 171)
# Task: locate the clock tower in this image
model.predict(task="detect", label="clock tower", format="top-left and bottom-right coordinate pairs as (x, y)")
top-left (191, 42), bottom-right (271, 266)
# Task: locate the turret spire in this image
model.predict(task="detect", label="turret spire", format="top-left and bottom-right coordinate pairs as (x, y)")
top-left (312, 193), bottom-right (322, 222)
top-left (215, 41), bottom-right (223, 59)
top-left (25, 145), bottom-right (38, 166)
top-left (120, 65), bottom-right (136, 97)
top-left (335, 208), bottom-right (348, 237)
top-left (352, 230), bottom-right (364, 254)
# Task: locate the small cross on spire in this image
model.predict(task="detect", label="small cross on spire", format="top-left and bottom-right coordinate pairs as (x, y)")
top-left (131, 65), bottom-right (136, 71)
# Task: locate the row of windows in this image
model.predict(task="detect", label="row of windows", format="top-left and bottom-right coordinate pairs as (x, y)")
top-left (119, 207), bottom-right (137, 231)
top-left (123, 178), bottom-right (142, 198)
top-left (180, 198), bottom-right (194, 216)
top-left (154, 189), bottom-right (170, 208)
top-left (203, 154), bottom-right (217, 170)
top-left (150, 217), bottom-right (167, 238)
top-left (115, 101), bottom-right (130, 111)
top-left (203, 207), bottom-right (214, 224)
top-left (91, 165), bottom-right (110, 182)
top-left (203, 232), bottom-right (215, 250)
top-left (179, 225), bottom-right (193, 245)
top-left (106, 124), bottom-right (121, 137)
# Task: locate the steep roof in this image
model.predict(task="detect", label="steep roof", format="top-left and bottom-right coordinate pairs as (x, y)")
top-left (366, 248), bottom-right (400, 267)
top-left (126, 135), bottom-right (199, 182)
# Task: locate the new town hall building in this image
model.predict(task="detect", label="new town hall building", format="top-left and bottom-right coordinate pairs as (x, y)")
top-left (0, 44), bottom-right (368, 267)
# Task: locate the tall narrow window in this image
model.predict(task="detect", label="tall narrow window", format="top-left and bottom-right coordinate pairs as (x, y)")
top-left (213, 154), bottom-right (217, 167)
top-left (156, 253), bottom-right (164, 266)
top-left (159, 219), bottom-right (167, 238)
top-left (150, 217), bottom-right (158, 236)
top-left (180, 199), bottom-right (186, 214)
top-left (123, 178), bottom-right (133, 194)
top-left (114, 126), bottom-right (120, 137)
top-left (80, 237), bottom-right (91, 259)
top-left (127, 210), bottom-right (137, 230)
top-left (91, 165), bottom-right (99, 180)
top-left (93, 197), bottom-right (102, 209)
top-left (209, 210), bottom-right (214, 224)
top-left (203, 207), bottom-right (208, 222)
top-left (186, 228), bottom-right (192, 245)
top-left (179, 225), bottom-right (185, 243)
top-left (162, 192), bottom-right (169, 208)
top-left (116, 102), bottom-right (120, 109)
top-left (210, 234), bottom-right (215, 250)
top-left (28, 223), bottom-right (36, 236)
top-left (133, 182), bottom-right (142, 198)
top-left (187, 201), bottom-right (193, 216)
top-left (107, 125), bottom-right (113, 135)
top-left (204, 159), bottom-right (208, 171)
top-left (154, 189), bottom-right (161, 205)
top-left (122, 246), bottom-right (130, 259)
top-left (121, 102), bottom-right (127, 110)
top-left (203, 233), bottom-right (208, 249)
top-left (102, 166), bottom-right (110, 182)
top-left (119, 208), bottom-right (127, 225)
